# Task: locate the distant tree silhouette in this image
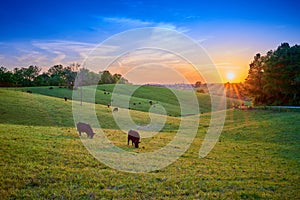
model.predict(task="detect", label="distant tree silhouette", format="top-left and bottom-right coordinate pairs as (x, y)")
top-left (0, 64), bottom-right (129, 87)
top-left (0, 67), bottom-right (14, 86)
top-left (194, 81), bottom-right (202, 88)
top-left (99, 70), bottom-right (128, 84)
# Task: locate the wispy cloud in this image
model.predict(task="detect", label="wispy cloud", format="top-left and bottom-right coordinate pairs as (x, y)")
top-left (0, 40), bottom-right (97, 69)
top-left (103, 17), bottom-right (152, 26)
top-left (98, 16), bottom-right (188, 33)
top-left (32, 40), bottom-right (95, 59)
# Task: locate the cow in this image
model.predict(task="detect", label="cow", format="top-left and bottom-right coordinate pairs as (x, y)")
top-left (64, 97), bottom-right (67, 101)
top-left (113, 107), bottom-right (118, 112)
top-left (26, 90), bottom-right (32, 94)
top-left (128, 129), bottom-right (140, 148)
top-left (76, 122), bottom-right (95, 138)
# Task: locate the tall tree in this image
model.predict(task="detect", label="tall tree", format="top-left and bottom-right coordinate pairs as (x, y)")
top-left (263, 43), bottom-right (300, 105)
top-left (0, 67), bottom-right (14, 86)
top-left (99, 70), bottom-right (113, 84)
top-left (244, 53), bottom-right (266, 105)
top-left (245, 43), bottom-right (300, 105)
top-left (75, 68), bottom-right (100, 86)
top-left (48, 64), bottom-right (65, 86)
top-left (64, 63), bottom-right (79, 88)
top-left (33, 73), bottom-right (50, 86)
top-left (23, 65), bottom-right (41, 86)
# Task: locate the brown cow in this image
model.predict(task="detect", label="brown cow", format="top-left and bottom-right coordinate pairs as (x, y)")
top-left (76, 122), bottom-right (95, 138)
top-left (128, 129), bottom-right (140, 148)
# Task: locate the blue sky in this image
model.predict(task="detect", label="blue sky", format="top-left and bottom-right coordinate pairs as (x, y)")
top-left (1, 0), bottom-right (299, 82)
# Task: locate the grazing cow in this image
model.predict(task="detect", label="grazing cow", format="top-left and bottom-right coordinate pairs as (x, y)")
top-left (149, 100), bottom-right (153, 105)
top-left (133, 103), bottom-right (136, 106)
top-left (49, 87), bottom-right (53, 90)
top-left (64, 97), bottom-right (67, 101)
top-left (27, 90), bottom-right (32, 94)
top-left (76, 122), bottom-right (95, 138)
top-left (128, 129), bottom-right (140, 148)
top-left (113, 107), bottom-right (118, 112)
top-left (107, 104), bottom-right (110, 108)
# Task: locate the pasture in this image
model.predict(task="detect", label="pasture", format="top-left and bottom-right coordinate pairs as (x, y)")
top-left (0, 87), bottom-right (299, 199)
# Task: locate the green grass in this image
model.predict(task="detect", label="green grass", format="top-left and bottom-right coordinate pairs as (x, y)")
top-left (17, 84), bottom-right (244, 116)
top-left (0, 88), bottom-right (299, 199)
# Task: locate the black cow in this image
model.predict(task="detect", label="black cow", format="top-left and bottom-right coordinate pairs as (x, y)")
top-left (64, 97), bottom-right (67, 101)
top-left (128, 129), bottom-right (140, 148)
top-left (76, 122), bottom-right (95, 138)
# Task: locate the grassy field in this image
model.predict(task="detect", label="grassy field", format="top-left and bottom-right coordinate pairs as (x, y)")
top-left (19, 84), bottom-right (244, 116)
top-left (0, 87), bottom-right (299, 199)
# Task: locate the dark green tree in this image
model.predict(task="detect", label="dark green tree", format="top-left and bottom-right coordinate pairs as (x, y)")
top-left (33, 73), bottom-right (50, 86)
top-left (48, 64), bottom-right (65, 86)
top-left (99, 70), bottom-right (113, 84)
top-left (76, 68), bottom-right (100, 86)
top-left (0, 67), bottom-right (14, 86)
top-left (244, 53), bottom-right (266, 105)
top-left (64, 63), bottom-right (79, 88)
top-left (263, 43), bottom-right (300, 105)
top-left (245, 43), bottom-right (300, 105)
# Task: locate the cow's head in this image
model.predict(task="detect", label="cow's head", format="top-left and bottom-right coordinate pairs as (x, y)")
top-left (134, 141), bottom-right (141, 148)
top-left (90, 132), bottom-right (96, 139)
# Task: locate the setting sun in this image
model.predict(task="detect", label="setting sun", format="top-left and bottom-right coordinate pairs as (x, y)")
top-left (226, 72), bottom-right (235, 81)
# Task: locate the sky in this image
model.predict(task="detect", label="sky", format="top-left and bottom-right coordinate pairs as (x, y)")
top-left (0, 0), bottom-right (299, 83)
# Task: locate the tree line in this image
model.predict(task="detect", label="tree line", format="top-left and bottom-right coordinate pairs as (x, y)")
top-left (0, 63), bottom-right (128, 87)
top-left (244, 43), bottom-right (300, 106)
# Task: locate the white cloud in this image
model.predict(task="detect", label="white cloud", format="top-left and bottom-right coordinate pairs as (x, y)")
top-left (0, 40), bottom-right (99, 69)
top-left (31, 40), bottom-right (96, 66)
top-left (156, 23), bottom-right (189, 33)
top-left (103, 17), bottom-right (152, 26)
top-left (99, 16), bottom-right (188, 33)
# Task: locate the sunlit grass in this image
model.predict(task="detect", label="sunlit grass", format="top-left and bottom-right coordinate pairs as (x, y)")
top-left (17, 84), bottom-right (244, 116)
top-left (0, 88), bottom-right (299, 199)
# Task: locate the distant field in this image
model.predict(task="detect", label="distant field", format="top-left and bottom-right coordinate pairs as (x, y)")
top-left (0, 88), bottom-right (299, 199)
top-left (18, 84), bottom-right (244, 116)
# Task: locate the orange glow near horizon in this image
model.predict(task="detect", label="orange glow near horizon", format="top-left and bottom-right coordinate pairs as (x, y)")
top-left (104, 48), bottom-right (249, 84)
top-left (109, 66), bottom-right (247, 84)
